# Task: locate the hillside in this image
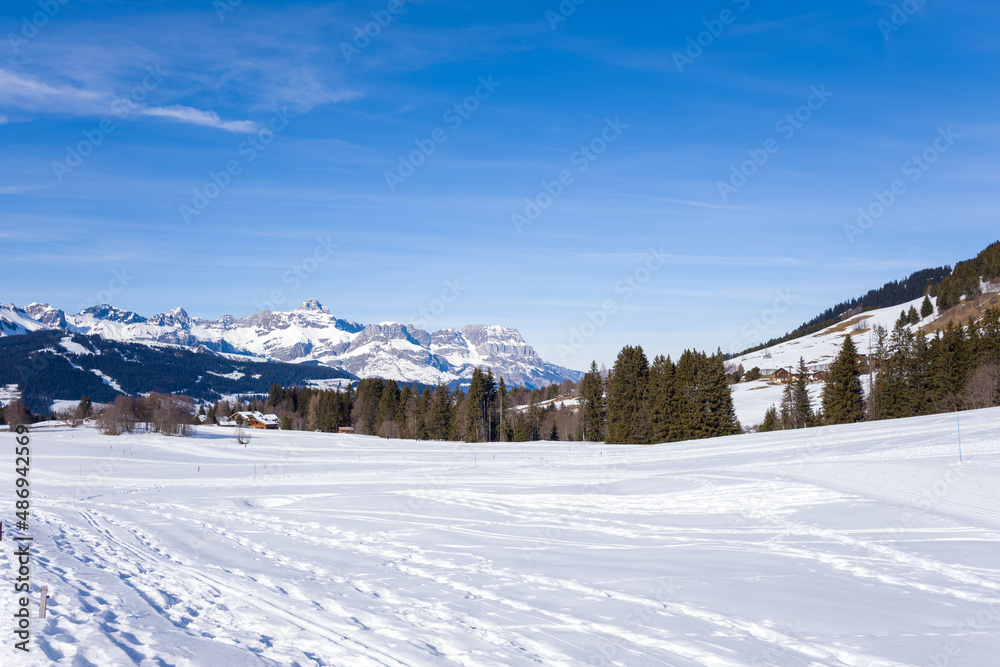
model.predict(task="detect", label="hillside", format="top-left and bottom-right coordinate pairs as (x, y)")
top-left (8, 407), bottom-right (1000, 665)
top-left (0, 330), bottom-right (356, 413)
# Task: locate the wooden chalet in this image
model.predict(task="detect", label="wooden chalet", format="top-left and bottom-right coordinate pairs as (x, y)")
top-left (771, 368), bottom-right (792, 383)
top-left (222, 411), bottom-right (280, 429)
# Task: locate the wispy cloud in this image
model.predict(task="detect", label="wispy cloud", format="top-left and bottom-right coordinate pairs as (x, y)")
top-left (0, 185), bottom-right (44, 195)
top-left (0, 67), bottom-right (260, 133)
top-left (0, 4), bottom-right (360, 130)
top-left (0, 68), bottom-right (106, 114)
top-left (141, 105), bottom-right (260, 133)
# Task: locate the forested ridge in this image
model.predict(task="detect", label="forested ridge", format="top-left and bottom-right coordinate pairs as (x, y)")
top-left (0, 330), bottom-right (355, 413)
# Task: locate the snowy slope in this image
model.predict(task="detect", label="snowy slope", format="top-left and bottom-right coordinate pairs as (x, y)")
top-left (5, 408), bottom-right (1000, 665)
top-left (728, 295), bottom-right (938, 426)
top-left (0, 303), bottom-right (50, 336)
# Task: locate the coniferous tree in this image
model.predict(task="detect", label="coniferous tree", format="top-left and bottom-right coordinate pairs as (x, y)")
top-left (76, 394), bottom-right (93, 419)
top-left (497, 377), bottom-right (510, 442)
top-left (779, 383), bottom-right (794, 430)
top-left (646, 355), bottom-right (675, 443)
top-left (705, 351), bottom-right (741, 436)
top-left (822, 335), bottom-right (865, 424)
top-left (760, 405), bottom-right (779, 432)
top-left (867, 324), bottom-right (889, 420)
top-left (788, 357), bottom-right (813, 428)
top-left (907, 305), bottom-right (920, 324)
top-left (464, 368), bottom-right (484, 442)
top-left (427, 384), bottom-right (452, 440)
top-left (605, 345), bottom-right (649, 444)
top-left (577, 361), bottom-right (605, 442)
top-left (921, 295), bottom-right (934, 319)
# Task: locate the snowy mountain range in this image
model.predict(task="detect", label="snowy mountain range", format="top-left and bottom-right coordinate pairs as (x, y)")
top-left (0, 299), bottom-right (581, 388)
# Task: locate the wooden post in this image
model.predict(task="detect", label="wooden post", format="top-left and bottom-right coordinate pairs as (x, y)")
top-left (39, 586), bottom-right (49, 618)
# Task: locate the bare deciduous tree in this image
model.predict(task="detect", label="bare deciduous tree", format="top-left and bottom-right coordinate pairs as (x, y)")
top-left (98, 395), bottom-right (137, 435)
top-left (3, 399), bottom-right (30, 431)
top-left (965, 363), bottom-right (1000, 410)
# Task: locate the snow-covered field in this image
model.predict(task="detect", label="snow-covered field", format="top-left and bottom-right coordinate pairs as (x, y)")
top-left (4, 409), bottom-right (1000, 666)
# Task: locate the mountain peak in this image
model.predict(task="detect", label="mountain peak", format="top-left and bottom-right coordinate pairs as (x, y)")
top-left (79, 304), bottom-right (147, 324)
top-left (296, 298), bottom-right (329, 313)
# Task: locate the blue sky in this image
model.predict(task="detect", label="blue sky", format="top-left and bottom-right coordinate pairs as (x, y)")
top-left (2, 0), bottom-right (999, 370)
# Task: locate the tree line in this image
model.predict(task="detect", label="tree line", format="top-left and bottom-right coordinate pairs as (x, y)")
top-left (576, 346), bottom-right (741, 444)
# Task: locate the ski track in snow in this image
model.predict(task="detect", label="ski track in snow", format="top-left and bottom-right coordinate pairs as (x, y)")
top-left (5, 409), bottom-right (1000, 665)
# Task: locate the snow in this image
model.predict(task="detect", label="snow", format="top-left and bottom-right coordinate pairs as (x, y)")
top-left (89, 369), bottom-right (123, 393)
top-left (7, 408), bottom-right (1000, 665)
top-left (514, 395), bottom-right (580, 412)
top-left (58, 336), bottom-right (92, 355)
top-left (730, 380), bottom-right (826, 427)
top-left (0, 303), bottom-right (49, 335)
top-left (0, 383), bottom-right (21, 406)
top-left (207, 370), bottom-right (246, 380)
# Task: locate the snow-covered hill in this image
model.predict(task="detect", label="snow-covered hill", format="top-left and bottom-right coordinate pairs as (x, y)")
top-left (728, 295), bottom-right (938, 426)
top-left (7, 407), bottom-right (1000, 665)
top-left (1, 299), bottom-right (581, 388)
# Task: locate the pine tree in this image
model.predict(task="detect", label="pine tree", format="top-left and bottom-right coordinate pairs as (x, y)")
top-left (76, 394), bottom-right (93, 420)
top-left (822, 335), bottom-right (865, 424)
top-left (577, 361), bottom-right (605, 442)
top-left (867, 324), bottom-right (889, 420)
top-left (646, 355), bottom-right (675, 443)
top-left (464, 367), bottom-right (495, 442)
top-left (921, 295), bottom-right (934, 319)
top-left (497, 377), bottom-right (509, 442)
top-left (376, 380), bottom-right (401, 436)
top-left (705, 351), bottom-right (741, 436)
top-left (760, 405), bottom-right (779, 432)
top-left (907, 305), bottom-right (919, 324)
top-left (784, 357), bottom-right (812, 429)
top-left (605, 345), bottom-right (649, 444)
top-left (779, 383), bottom-right (793, 430)
top-left (429, 384), bottom-right (452, 440)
